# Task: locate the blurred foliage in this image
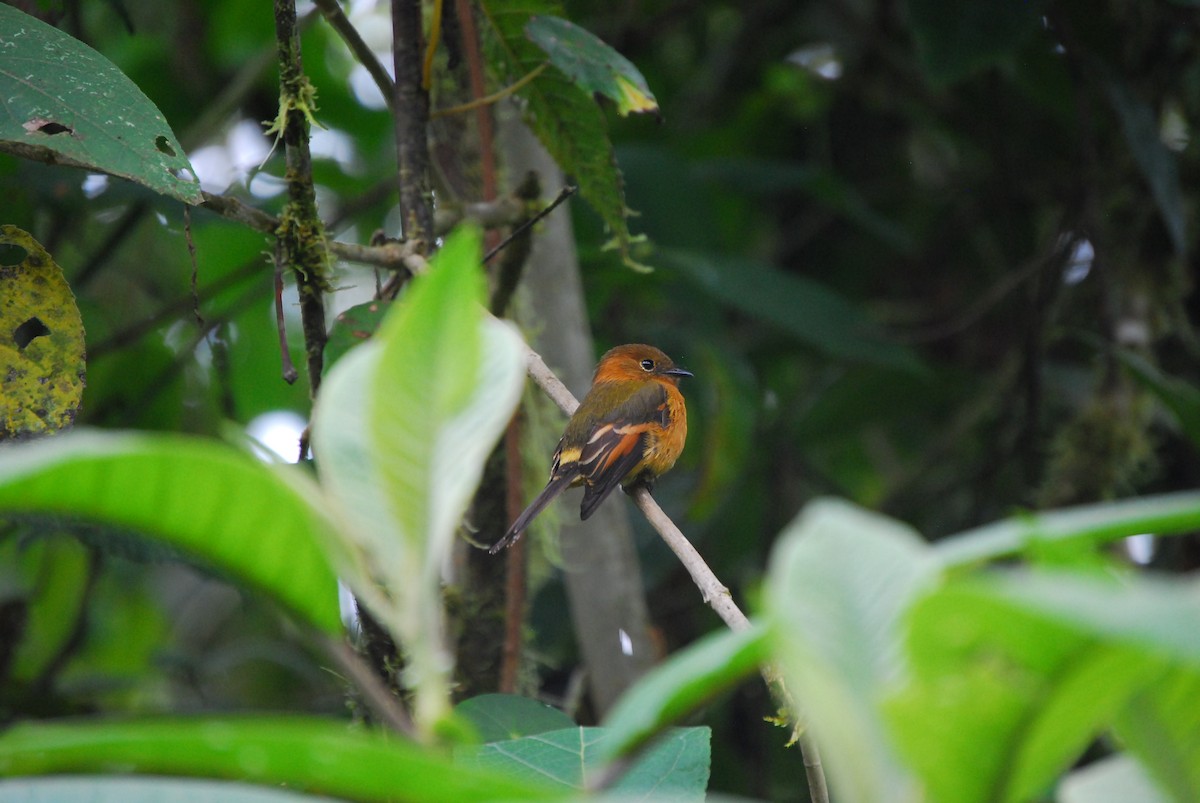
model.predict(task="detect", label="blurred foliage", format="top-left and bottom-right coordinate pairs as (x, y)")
top-left (1, 0), bottom-right (1199, 800)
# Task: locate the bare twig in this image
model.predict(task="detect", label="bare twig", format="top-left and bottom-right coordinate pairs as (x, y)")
top-left (313, 0), bottom-right (394, 111)
top-left (272, 241), bottom-right (299, 384)
top-left (430, 64), bottom-right (548, 120)
top-left (482, 184), bottom-right (576, 265)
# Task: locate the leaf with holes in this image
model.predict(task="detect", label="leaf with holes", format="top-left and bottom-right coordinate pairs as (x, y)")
top-left (0, 5), bottom-right (201, 204)
top-left (0, 225), bottom-right (85, 440)
top-left (525, 16), bottom-right (658, 117)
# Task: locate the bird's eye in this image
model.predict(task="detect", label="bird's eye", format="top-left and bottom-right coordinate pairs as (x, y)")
top-left (640, 359), bottom-right (655, 371)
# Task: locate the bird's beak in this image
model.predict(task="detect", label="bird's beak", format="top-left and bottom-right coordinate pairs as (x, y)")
top-left (663, 367), bottom-right (693, 378)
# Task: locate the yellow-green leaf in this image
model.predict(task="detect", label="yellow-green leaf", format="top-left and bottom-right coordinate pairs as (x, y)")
top-left (0, 225), bottom-right (85, 440)
top-left (525, 16), bottom-right (659, 117)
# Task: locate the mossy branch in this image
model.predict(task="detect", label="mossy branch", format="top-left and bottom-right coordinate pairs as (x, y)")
top-left (272, 0), bottom-right (330, 396)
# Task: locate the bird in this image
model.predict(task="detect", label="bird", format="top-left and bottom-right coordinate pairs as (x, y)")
top-left (490, 344), bottom-right (691, 554)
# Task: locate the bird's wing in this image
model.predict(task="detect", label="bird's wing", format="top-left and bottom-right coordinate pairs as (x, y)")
top-left (576, 382), bottom-right (670, 520)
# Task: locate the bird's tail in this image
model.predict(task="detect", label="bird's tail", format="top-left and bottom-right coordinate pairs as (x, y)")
top-left (489, 472), bottom-right (576, 554)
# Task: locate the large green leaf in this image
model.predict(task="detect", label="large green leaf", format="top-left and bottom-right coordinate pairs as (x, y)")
top-left (0, 5), bottom-right (202, 204)
top-left (1116, 666), bottom-right (1200, 803)
top-left (458, 726), bottom-right (711, 798)
top-left (478, 1), bottom-right (637, 265)
top-left (0, 777), bottom-right (336, 803)
top-left (598, 624), bottom-right (768, 762)
top-left (0, 431), bottom-right (341, 633)
top-left (455, 694), bottom-right (576, 743)
top-left (977, 571), bottom-right (1200, 661)
top-left (312, 226), bottom-right (526, 731)
top-left (763, 499), bottom-right (933, 803)
top-left (0, 717), bottom-right (561, 802)
top-left (660, 249), bottom-right (922, 371)
top-left (934, 491), bottom-right (1200, 569)
top-left (885, 575), bottom-right (1165, 803)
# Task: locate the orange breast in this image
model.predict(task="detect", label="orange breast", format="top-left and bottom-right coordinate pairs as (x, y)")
top-left (639, 384), bottom-right (688, 477)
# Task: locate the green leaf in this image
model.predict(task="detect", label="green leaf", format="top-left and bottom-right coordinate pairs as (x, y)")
top-left (525, 16), bottom-right (658, 117)
top-left (1116, 666), bottom-right (1200, 803)
top-left (598, 625), bottom-right (768, 763)
top-left (457, 726), bottom-right (711, 798)
top-left (6, 535), bottom-right (91, 682)
top-left (0, 777), bottom-right (341, 803)
top-left (978, 571), bottom-right (1200, 661)
top-left (1059, 755), bottom-right (1171, 803)
top-left (0, 431), bottom-right (342, 633)
top-left (885, 575), bottom-right (1165, 803)
top-left (934, 491), bottom-right (1200, 569)
top-left (312, 226), bottom-right (526, 731)
top-left (907, 0), bottom-right (1043, 85)
top-left (478, 1), bottom-right (637, 265)
top-left (764, 498), bottom-right (934, 803)
top-left (0, 5), bottom-right (202, 204)
top-left (324, 299), bottom-right (392, 372)
top-left (455, 694), bottom-right (576, 743)
top-left (0, 225), bottom-right (86, 439)
top-left (0, 717), bottom-right (562, 802)
top-left (1114, 347), bottom-right (1200, 447)
top-left (1105, 77), bottom-right (1187, 256)
top-left (660, 249), bottom-right (922, 371)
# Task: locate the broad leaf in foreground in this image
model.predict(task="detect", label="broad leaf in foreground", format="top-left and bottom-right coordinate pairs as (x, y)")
top-left (312, 226), bottom-right (526, 733)
top-left (886, 576), bottom-right (1165, 803)
top-left (0, 717), bottom-right (560, 802)
top-left (0, 431), bottom-right (341, 632)
top-left (764, 499), bottom-right (932, 803)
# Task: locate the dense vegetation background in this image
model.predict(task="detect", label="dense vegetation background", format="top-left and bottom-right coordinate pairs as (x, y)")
top-left (2, 1), bottom-right (1199, 800)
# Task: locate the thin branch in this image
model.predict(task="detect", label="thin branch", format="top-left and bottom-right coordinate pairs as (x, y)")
top-left (391, 0), bottom-right (435, 250)
top-left (517, 340), bottom-right (829, 803)
top-left (316, 632), bottom-right (416, 737)
top-left (483, 183), bottom-right (576, 264)
top-left (313, 0), bottom-right (395, 112)
top-left (421, 0), bottom-right (444, 91)
top-left (430, 63), bottom-right (548, 120)
top-left (272, 0), bottom-right (329, 396)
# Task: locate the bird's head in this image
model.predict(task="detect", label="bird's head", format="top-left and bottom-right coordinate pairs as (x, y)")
top-left (594, 344), bottom-right (693, 385)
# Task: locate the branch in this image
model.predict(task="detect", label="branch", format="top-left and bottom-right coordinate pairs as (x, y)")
top-left (518, 345), bottom-right (741, 627)
top-left (391, 0), bottom-right (435, 250)
top-left (518, 340), bottom-right (829, 803)
top-left (313, 0), bottom-right (395, 112)
top-left (272, 0), bottom-right (330, 396)
top-left (316, 632), bottom-right (416, 737)
top-left (199, 190), bottom-right (522, 272)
